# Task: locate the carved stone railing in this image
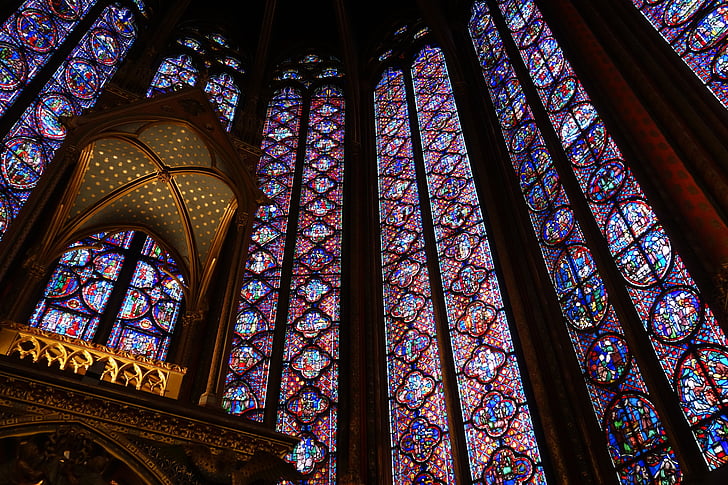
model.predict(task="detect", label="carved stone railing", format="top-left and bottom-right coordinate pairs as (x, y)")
top-left (0, 322), bottom-right (186, 398)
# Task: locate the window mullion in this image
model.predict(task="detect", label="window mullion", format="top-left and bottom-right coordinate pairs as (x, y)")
top-left (92, 231), bottom-right (146, 346)
top-left (262, 89), bottom-right (312, 427)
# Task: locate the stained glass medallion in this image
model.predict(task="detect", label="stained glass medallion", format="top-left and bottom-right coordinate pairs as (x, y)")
top-left (631, 0), bottom-right (728, 108)
top-left (0, 3), bottom-right (140, 241)
top-left (0, 0), bottom-right (97, 116)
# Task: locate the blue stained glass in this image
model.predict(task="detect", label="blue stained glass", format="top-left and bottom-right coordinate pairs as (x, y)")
top-left (632, 0), bottom-right (728, 107)
top-left (0, 3), bottom-right (140, 240)
top-left (0, 0), bottom-right (97, 117)
top-left (30, 232), bottom-right (134, 341)
top-left (107, 236), bottom-right (184, 361)
top-left (484, 0), bottom-right (728, 471)
top-left (468, 3), bottom-right (682, 481)
top-left (147, 54), bottom-right (198, 96)
top-left (375, 68), bottom-right (456, 484)
top-left (204, 72), bottom-right (239, 131)
top-left (177, 37), bottom-right (205, 54)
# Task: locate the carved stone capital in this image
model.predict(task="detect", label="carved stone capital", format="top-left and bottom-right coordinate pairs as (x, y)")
top-left (236, 211), bottom-right (250, 229)
top-left (182, 310), bottom-right (205, 328)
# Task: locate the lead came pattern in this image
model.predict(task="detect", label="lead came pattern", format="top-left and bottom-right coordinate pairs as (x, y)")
top-left (468, 3), bottom-right (682, 482)
top-left (0, 0), bottom-right (97, 116)
top-left (411, 45), bottom-right (545, 484)
top-left (0, 3), bottom-right (139, 240)
top-left (494, 0), bottom-right (728, 469)
top-left (375, 67), bottom-right (457, 484)
top-left (223, 88), bottom-right (303, 421)
top-left (276, 85), bottom-right (344, 483)
top-left (631, 0), bottom-right (728, 108)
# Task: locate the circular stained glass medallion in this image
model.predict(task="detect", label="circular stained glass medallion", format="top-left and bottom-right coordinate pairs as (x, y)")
top-left (50, 0), bottom-right (82, 20)
top-left (17, 9), bottom-right (57, 53)
top-left (64, 59), bottom-right (100, 100)
top-left (510, 122), bottom-right (537, 152)
top-left (0, 42), bottom-right (26, 90)
top-left (606, 200), bottom-right (672, 287)
top-left (713, 44), bottom-right (728, 80)
top-left (541, 206), bottom-right (574, 246)
top-left (1, 137), bottom-right (47, 190)
top-left (36, 93), bottom-right (75, 139)
top-left (89, 29), bottom-right (120, 66)
top-left (650, 287), bottom-right (703, 343)
top-left (587, 160), bottom-right (626, 203)
top-left (586, 334), bottom-right (631, 385)
top-left (108, 6), bottom-right (136, 38)
top-left (547, 76), bottom-right (577, 112)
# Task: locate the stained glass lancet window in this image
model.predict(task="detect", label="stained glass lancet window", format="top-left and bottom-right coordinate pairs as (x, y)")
top-left (375, 42), bottom-right (546, 483)
top-left (630, 0), bottom-right (728, 108)
top-left (223, 56), bottom-right (344, 482)
top-left (0, 2), bottom-right (141, 239)
top-left (0, 0), bottom-right (98, 117)
top-left (224, 87), bottom-right (303, 420)
top-left (468, 3), bottom-right (682, 482)
top-left (471, 0), bottom-right (728, 472)
top-left (31, 232), bottom-right (184, 360)
top-left (106, 237), bottom-right (184, 360)
top-left (275, 83), bottom-right (344, 484)
top-left (147, 31), bottom-right (243, 131)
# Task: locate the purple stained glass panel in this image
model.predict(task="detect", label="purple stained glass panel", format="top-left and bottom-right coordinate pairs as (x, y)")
top-left (375, 67), bottom-right (457, 484)
top-left (0, 3), bottom-right (139, 240)
top-left (276, 85), bottom-right (343, 483)
top-left (223, 87), bottom-right (303, 421)
top-left (0, 0), bottom-right (97, 116)
top-left (494, 0), bottom-right (728, 470)
top-left (411, 44), bottom-right (545, 484)
top-left (468, 3), bottom-right (682, 481)
top-left (147, 54), bottom-right (198, 97)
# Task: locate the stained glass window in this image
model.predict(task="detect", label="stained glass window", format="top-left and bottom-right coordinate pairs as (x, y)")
top-left (32, 232), bottom-right (184, 361)
top-left (0, 2), bottom-right (140, 240)
top-left (630, 0), bottom-right (728, 108)
top-left (204, 72), bottom-right (239, 131)
top-left (0, 0), bottom-right (97, 118)
top-left (107, 237), bottom-right (184, 360)
top-left (223, 58), bottom-right (344, 483)
top-left (148, 31), bottom-right (243, 131)
top-left (147, 54), bottom-right (198, 96)
top-left (30, 231), bottom-right (134, 340)
top-left (375, 43), bottom-right (547, 483)
top-left (470, 0), bottom-right (728, 474)
top-left (224, 87), bottom-right (303, 420)
top-left (468, 3), bottom-right (681, 481)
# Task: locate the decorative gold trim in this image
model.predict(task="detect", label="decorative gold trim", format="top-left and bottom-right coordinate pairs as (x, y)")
top-left (0, 322), bottom-right (186, 399)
